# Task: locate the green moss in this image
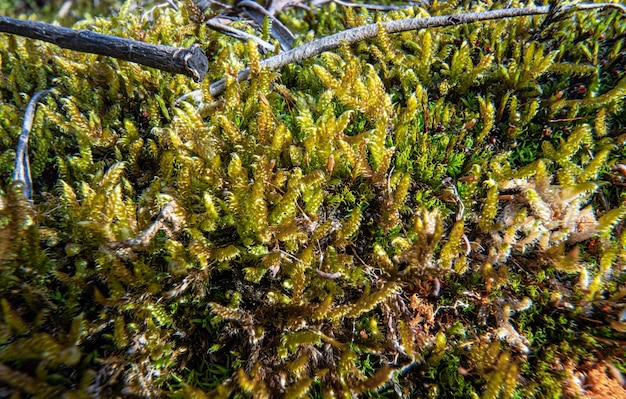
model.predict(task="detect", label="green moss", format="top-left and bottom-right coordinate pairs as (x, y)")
top-left (1, 0), bottom-right (626, 398)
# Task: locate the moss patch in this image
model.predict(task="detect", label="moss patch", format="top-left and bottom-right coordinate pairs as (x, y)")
top-left (0, 0), bottom-right (625, 398)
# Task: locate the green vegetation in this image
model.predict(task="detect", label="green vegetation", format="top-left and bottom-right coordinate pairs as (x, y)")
top-left (0, 0), bottom-right (625, 398)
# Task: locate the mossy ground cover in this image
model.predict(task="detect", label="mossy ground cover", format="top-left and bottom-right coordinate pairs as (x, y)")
top-left (0, 0), bottom-right (625, 398)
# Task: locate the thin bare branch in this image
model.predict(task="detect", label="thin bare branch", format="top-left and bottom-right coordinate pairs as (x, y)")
top-left (13, 90), bottom-right (53, 201)
top-left (208, 2), bottom-right (624, 96)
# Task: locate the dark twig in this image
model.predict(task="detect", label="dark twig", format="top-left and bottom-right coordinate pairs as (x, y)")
top-left (0, 16), bottom-right (209, 82)
top-left (13, 90), bottom-right (53, 201)
top-left (238, 0), bottom-right (296, 50)
top-left (207, 2), bottom-right (625, 97)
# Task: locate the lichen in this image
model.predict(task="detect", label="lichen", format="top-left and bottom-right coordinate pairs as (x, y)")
top-left (0, 0), bottom-right (625, 398)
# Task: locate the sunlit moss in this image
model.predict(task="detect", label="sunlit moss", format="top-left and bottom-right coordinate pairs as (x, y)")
top-left (0, 0), bottom-right (625, 398)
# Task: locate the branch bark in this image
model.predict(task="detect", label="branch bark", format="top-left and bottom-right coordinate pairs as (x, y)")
top-left (0, 16), bottom-right (209, 82)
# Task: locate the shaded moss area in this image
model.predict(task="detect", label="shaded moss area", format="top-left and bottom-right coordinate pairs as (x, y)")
top-left (1, 0), bottom-right (625, 398)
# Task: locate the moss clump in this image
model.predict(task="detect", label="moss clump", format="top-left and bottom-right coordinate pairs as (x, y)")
top-left (1, 0), bottom-right (625, 398)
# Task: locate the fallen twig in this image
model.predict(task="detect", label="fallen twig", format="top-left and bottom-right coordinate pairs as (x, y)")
top-left (107, 201), bottom-right (183, 250)
top-left (12, 90), bottom-right (53, 201)
top-left (238, 0), bottom-right (296, 50)
top-left (206, 2), bottom-right (625, 97)
top-left (0, 16), bottom-right (209, 82)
